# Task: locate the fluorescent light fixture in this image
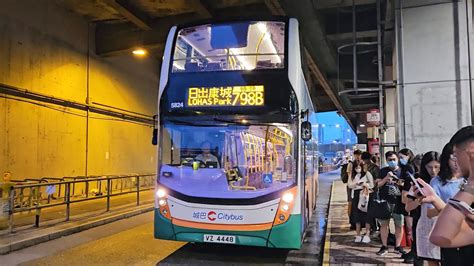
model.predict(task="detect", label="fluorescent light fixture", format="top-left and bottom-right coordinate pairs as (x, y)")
top-left (132, 48), bottom-right (147, 56)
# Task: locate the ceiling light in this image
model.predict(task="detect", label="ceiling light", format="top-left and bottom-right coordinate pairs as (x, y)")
top-left (360, 124), bottom-right (366, 127)
top-left (132, 48), bottom-right (147, 56)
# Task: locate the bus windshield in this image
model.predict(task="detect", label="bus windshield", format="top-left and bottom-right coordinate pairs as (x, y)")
top-left (172, 21), bottom-right (285, 72)
top-left (159, 121), bottom-right (297, 199)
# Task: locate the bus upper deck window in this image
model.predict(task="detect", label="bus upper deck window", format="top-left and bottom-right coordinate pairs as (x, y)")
top-left (172, 21), bottom-right (285, 73)
top-left (210, 23), bottom-right (250, 49)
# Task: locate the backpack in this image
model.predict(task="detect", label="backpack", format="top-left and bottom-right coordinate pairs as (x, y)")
top-left (341, 162), bottom-right (350, 183)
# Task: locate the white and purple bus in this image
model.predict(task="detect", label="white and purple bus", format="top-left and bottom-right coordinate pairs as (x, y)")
top-left (154, 18), bottom-right (319, 249)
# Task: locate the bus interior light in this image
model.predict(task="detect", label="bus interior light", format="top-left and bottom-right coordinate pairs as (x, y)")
top-left (156, 188), bottom-right (167, 198)
top-left (282, 192), bottom-right (294, 203)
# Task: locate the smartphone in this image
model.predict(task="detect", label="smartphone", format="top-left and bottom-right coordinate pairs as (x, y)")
top-left (388, 172), bottom-right (400, 181)
top-left (407, 172), bottom-right (424, 196)
top-left (448, 198), bottom-right (474, 216)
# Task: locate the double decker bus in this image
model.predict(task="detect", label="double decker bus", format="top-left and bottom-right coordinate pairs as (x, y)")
top-left (154, 18), bottom-right (319, 249)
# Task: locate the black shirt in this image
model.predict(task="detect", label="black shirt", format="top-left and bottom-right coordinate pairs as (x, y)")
top-left (378, 167), bottom-right (404, 213)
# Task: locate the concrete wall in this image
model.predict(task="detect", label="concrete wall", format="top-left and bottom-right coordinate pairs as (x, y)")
top-left (396, 0), bottom-right (473, 154)
top-left (0, 0), bottom-right (159, 179)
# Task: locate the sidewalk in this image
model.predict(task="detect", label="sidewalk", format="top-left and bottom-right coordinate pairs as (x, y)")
top-left (323, 181), bottom-right (408, 265)
top-left (0, 191), bottom-right (154, 255)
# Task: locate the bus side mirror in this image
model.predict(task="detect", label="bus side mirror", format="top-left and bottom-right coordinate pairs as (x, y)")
top-left (152, 129), bottom-right (158, 145)
top-left (301, 121), bottom-right (312, 141)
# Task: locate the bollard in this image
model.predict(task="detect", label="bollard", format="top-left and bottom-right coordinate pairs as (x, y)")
top-left (106, 177), bottom-right (111, 212)
top-left (35, 207), bottom-right (40, 227)
top-left (0, 172), bottom-right (14, 230)
top-left (136, 175), bottom-right (140, 206)
top-left (65, 182), bottom-right (70, 221)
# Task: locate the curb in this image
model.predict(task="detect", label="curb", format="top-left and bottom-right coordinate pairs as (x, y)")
top-left (322, 180), bottom-right (336, 266)
top-left (0, 205), bottom-right (154, 255)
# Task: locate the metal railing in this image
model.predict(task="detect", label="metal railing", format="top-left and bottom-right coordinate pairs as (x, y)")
top-left (2, 174), bottom-right (155, 233)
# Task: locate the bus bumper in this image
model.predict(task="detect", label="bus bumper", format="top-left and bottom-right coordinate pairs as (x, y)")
top-left (154, 209), bottom-right (302, 249)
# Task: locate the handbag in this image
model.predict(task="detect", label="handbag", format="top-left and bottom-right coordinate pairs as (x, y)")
top-left (369, 189), bottom-right (393, 219)
top-left (358, 188), bottom-right (370, 212)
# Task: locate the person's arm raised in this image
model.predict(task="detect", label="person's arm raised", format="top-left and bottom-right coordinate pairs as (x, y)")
top-left (429, 149), bottom-right (474, 247)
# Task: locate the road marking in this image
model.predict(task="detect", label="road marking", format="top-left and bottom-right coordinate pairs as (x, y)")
top-left (322, 180), bottom-right (335, 266)
top-left (23, 222), bottom-right (186, 265)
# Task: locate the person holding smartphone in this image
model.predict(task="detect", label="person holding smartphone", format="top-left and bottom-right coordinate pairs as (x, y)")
top-left (419, 142), bottom-right (470, 266)
top-left (428, 126), bottom-right (474, 265)
top-left (348, 161), bottom-right (375, 243)
top-left (407, 152), bottom-right (442, 265)
top-left (375, 151), bottom-right (407, 256)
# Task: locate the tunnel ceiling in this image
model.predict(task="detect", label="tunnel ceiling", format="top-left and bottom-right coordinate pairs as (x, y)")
top-left (55, 0), bottom-right (394, 129)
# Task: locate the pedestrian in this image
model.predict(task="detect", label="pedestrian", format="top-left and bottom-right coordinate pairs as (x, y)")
top-left (375, 151), bottom-right (407, 256)
top-left (348, 161), bottom-right (375, 243)
top-left (343, 149), bottom-right (362, 229)
top-left (361, 152), bottom-right (379, 233)
top-left (398, 148), bottom-right (417, 263)
top-left (406, 151), bottom-right (441, 265)
top-left (413, 153), bottom-right (424, 174)
top-left (423, 142), bottom-right (472, 266)
top-left (362, 152), bottom-right (379, 179)
top-left (429, 126), bottom-right (474, 262)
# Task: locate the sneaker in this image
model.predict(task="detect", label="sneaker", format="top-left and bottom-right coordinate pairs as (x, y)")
top-left (362, 235), bottom-right (371, 243)
top-left (403, 256), bottom-right (415, 264)
top-left (401, 250), bottom-right (413, 260)
top-left (354, 236), bottom-right (362, 242)
top-left (376, 246), bottom-right (388, 256)
top-left (395, 246), bottom-right (407, 255)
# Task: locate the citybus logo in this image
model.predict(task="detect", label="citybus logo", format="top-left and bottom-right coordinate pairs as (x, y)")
top-left (192, 211), bottom-right (244, 222)
top-left (207, 211), bottom-right (216, 221)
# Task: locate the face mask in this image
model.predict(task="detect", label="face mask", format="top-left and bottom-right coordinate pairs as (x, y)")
top-left (400, 158), bottom-right (408, 165)
top-left (388, 161), bottom-right (398, 169)
top-left (355, 168), bottom-right (362, 173)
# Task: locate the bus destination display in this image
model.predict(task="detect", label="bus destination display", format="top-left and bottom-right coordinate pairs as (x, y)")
top-left (187, 85), bottom-right (264, 107)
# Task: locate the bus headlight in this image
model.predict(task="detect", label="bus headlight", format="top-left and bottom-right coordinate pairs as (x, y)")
top-left (282, 192), bottom-right (294, 203)
top-left (156, 188), bottom-right (166, 198)
top-left (273, 187), bottom-right (297, 226)
top-left (158, 199), bottom-right (167, 206)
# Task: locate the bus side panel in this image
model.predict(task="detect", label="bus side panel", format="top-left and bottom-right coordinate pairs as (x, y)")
top-left (154, 209), bottom-right (175, 240)
top-left (268, 214), bottom-right (302, 249)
